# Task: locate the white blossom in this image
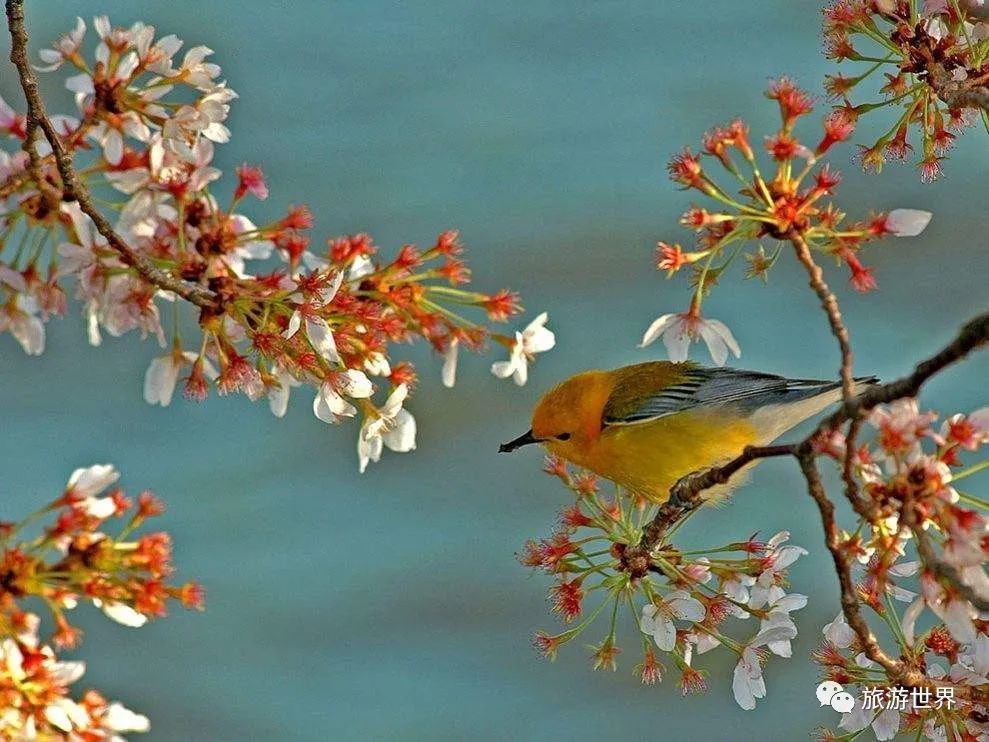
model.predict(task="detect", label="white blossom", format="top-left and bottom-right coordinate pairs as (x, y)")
top-left (491, 312), bottom-right (555, 386)
top-left (143, 351), bottom-right (216, 406)
top-left (65, 464), bottom-right (119, 499)
top-left (357, 384), bottom-right (417, 472)
top-left (886, 208), bottom-right (933, 236)
top-left (732, 624), bottom-right (797, 710)
top-left (312, 370), bottom-right (373, 424)
top-left (950, 633), bottom-right (989, 685)
top-left (77, 496), bottom-right (117, 519)
top-left (823, 611), bottom-right (856, 648)
top-left (364, 352), bottom-right (391, 378)
top-left (284, 271), bottom-right (344, 364)
top-left (441, 338), bottom-right (459, 388)
top-left (93, 599), bottom-right (148, 628)
top-left (640, 311), bottom-right (740, 366)
top-left (748, 532), bottom-right (808, 609)
top-left (104, 702), bottom-right (151, 734)
top-left (267, 365), bottom-right (300, 418)
top-left (640, 591), bottom-right (706, 652)
top-left (0, 294), bottom-right (45, 355)
top-left (759, 592), bottom-right (807, 657)
top-left (35, 17), bottom-right (86, 71)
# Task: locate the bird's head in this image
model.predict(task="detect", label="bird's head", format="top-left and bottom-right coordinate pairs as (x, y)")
top-left (499, 371), bottom-right (608, 458)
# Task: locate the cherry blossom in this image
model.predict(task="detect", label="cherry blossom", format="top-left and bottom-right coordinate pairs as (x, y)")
top-left (144, 350), bottom-right (218, 407)
top-left (441, 338), bottom-right (459, 388)
top-left (885, 208), bottom-right (934, 237)
top-left (312, 370), bottom-right (373, 423)
top-left (759, 592), bottom-right (807, 657)
top-left (822, 611), bottom-right (856, 648)
top-left (0, 464), bottom-right (200, 736)
top-left (839, 699), bottom-right (902, 741)
top-left (1, 15), bottom-right (539, 473)
top-left (491, 312), bottom-right (556, 386)
top-left (357, 384), bottom-right (418, 472)
top-left (93, 600), bottom-right (149, 628)
top-left (639, 311), bottom-right (740, 366)
top-left (640, 591), bottom-right (707, 652)
top-left (35, 16), bottom-right (86, 71)
top-left (0, 294), bottom-right (44, 355)
top-left (65, 464), bottom-right (119, 500)
top-left (732, 625), bottom-right (797, 710)
top-left (267, 364), bottom-right (301, 419)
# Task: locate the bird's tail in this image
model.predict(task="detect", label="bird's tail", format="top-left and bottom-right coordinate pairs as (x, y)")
top-left (748, 375), bottom-right (878, 442)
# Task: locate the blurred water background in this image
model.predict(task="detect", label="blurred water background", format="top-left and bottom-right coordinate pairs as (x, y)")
top-left (1, 1), bottom-right (986, 739)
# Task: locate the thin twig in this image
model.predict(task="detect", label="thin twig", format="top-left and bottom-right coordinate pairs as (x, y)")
top-left (789, 231), bottom-right (855, 400)
top-left (796, 453), bottom-right (902, 674)
top-left (969, 2), bottom-right (989, 19)
top-left (914, 525), bottom-right (989, 613)
top-left (623, 445), bottom-right (794, 571)
top-left (820, 311), bottom-right (989, 433)
top-left (841, 416), bottom-right (879, 521)
top-left (4, 0), bottom-right (218, 309)
top-left (929, 63), bottom-right (989, 113)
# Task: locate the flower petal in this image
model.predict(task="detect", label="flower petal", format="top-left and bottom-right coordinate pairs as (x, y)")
top-left (651, 616), bottom-right (677, 652)
top-left (441, 339), bottom-right (459, 388)
top-left (382, 409), bottom-right (417, 453)
top-left (99, 601), bottom-right (148, 628)
top-left (639, 314), bottom-right (677, 348)
top-left (887, 208), bottom-right (932, 237)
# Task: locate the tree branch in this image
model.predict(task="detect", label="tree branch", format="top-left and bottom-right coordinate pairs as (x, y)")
top-left (4, 0), bottom-right (218, 309)
top-left (796, 453), bottom-right (903, 674)
top-left (629, 445), bottom-right (794, 562)
top-left (913, 523), bottom-right (989, 613)
top-left (789, 231), bottom-right (856, 400)
top-left (835, 311), bottom-right (989, 421)
top-left (927, 58), bottom-right (989, 113)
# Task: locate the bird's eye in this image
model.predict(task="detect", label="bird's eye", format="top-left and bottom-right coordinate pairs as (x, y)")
top-left (556, 432), bottom-right (571, 441)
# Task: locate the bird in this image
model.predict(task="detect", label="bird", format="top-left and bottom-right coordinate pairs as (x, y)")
top-left (499, 361), bottom-right (877, 503)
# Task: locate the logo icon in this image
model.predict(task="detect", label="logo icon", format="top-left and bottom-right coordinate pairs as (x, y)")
top-left (816, 681), bottom-right (855, 713)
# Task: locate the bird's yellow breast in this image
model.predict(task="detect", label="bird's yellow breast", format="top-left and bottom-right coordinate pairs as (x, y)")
top-left (546, 409), bottom-right (758, 502)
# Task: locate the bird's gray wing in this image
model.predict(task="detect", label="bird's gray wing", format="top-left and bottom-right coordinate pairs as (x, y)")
top-left (603, 366), bottom-right (847, 426)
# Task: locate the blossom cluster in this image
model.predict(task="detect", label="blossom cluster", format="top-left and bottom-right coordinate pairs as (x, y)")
top-left (520, 457), bottom-right (810, 710)
top-left (0, 463), bottom-right (202, 739)
top-left (822, 0), bottom-right (989, 180)
top-left (813, 401), bottom-right (989, 740)
top-left (640, 78), bottom-right (932, 366)
top-left (0, 16), bottom-right (554, 472)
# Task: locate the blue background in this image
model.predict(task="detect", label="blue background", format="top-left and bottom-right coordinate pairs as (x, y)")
top-left (1, 2), bottom-right (986, 739)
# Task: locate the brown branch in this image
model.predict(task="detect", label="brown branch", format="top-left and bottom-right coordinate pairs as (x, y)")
top-left (788, 233), bottom-right (882, 516)
top-left (840, 416), bottom-right (880, 522)
top-left (942, 86), bottom-right (989, 111)
top-left (4, 0), bottom-right (218, 310)
top-left (621, 445), bottom-right (794, 571)
top-left (0, 166), bottom-right (32, 201)
top-left (789, 231), bottom-right (855, 400)
top-left (913, 524), bottom-right (989, 613)
top-left (821, 310), bottom-right (989, 431)
top-left (927, 59), bottom-right (989, 113)
top-left (796, 453), bottom-right (903, 674)
top-left (969, 1), bottom-right (989, 20)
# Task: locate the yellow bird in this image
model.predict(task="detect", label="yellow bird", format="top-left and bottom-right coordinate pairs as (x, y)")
top-left (499, 361), bottom-right (876, 503)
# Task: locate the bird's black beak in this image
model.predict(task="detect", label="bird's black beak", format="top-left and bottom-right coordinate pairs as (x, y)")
top-left (499, 429), bottom-right (541, 453)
